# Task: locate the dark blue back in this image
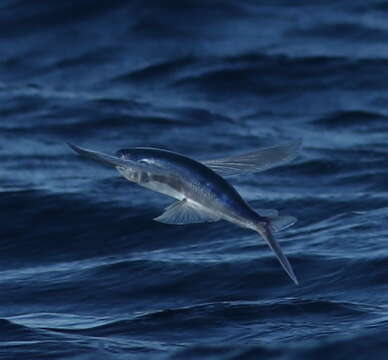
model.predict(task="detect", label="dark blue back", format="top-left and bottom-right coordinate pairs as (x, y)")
top-left (117, 147), bottom-right (253, 213)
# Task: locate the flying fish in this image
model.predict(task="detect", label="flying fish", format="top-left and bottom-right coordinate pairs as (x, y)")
top-left (69, 140), bottom-right (301, 284)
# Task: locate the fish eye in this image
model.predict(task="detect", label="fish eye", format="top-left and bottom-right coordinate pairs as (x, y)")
top-left (116, 150), bottom-right (131, 159)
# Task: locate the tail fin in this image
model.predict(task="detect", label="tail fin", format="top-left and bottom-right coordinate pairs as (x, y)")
top-left (268, 215), bottom-right (297, 232)
top-left (256, 222), bottom-right (299, 285)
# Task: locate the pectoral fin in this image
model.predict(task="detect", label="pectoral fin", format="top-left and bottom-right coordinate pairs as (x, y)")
top-left (154, 199), bottom-right (220, 225)
top-left (202, 140), bottom-right (302, 177)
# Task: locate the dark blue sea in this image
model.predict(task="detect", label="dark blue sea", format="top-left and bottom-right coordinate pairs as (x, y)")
top-left (2, 0), bottom-right (388, 359)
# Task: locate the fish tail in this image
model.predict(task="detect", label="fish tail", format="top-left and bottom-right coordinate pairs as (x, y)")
top-left (255, 221), bottom-right (299, 285)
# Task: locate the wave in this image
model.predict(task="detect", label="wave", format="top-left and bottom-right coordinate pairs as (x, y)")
top-left (2, 1), bottom-right (388, 359)
top-left (2, 298), bottom-right (387, 358)
top-left (37, 298), bottom-right (380, 339)
top-left (315, 110), bottom-right (388, 129)
top-left (170, 327), bottom-right (388, 359)
top-left (288, 22), bottom-right (388, 43)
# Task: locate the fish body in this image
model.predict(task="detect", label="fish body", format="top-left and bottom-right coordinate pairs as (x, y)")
top-left (116, 147), bottom-right (261, 229)
top-left (68, 141), bottom-right (301, 284)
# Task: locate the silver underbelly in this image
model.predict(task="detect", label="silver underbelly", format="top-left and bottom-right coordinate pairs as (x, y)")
top-left (117, 166), bottom-right (254, 228)
top-left (143, 180), bottom-right (185, 200)
top-left (117, 167), bottom-right (184, 200)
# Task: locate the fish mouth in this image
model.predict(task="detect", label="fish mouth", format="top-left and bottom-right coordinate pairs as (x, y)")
top-left (68, 143), bottom-right (133, 168)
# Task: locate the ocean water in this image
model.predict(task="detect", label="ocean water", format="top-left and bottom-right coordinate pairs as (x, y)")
top-left (1, 0), bottom-right (388, 359)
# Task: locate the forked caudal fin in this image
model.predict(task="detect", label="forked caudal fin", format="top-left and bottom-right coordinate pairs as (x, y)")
top-left (256, 222), bottom-right (299, 285)
top-left (267, 215), bottom-right (297, 232)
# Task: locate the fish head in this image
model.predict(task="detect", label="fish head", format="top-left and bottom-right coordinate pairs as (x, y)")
top-left (116, 148), bottom-right (161, 166)
top-left (116, 149), bottom-right (139, 161)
